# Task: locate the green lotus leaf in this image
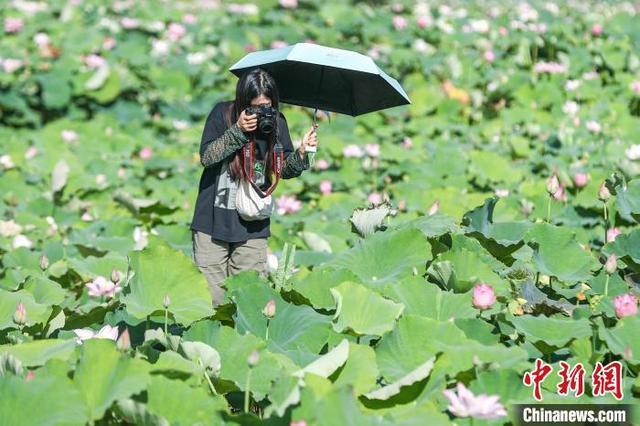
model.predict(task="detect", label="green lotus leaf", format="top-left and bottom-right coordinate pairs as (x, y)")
top-left (599, 316), bottom-right (640, 366)
top-left (291, 266), bottom-right (361, 310)
top-left (226, 271), bottom-right (333, 366)
top-left (0, 338), bottom-right (77, 367)
top-left (332, 342), bottom-right (379, 395)
top-left (510, 313), bottom-right (592, 347)
top-left (363, 356), bottom-right (435, 401)
top-left (400, 213), bottom-right (458, 238)
top-left (379, 277), bottom-right (477, 320)
top-left (73, 339), bottom-right (151, 421)
top-left (0, 289), bottom-right (53, 331)
top-left (526, 223), bottom-right (600, 283)
top-left (615, 179), bottom-right (640, 223)
top-left (146, 375), bottom-right (227, 424)
top-left (327, 227), bottom-right (431, 286)
top-left (604, 228), bottom-right (640, 264)
top-left (330, 281), bottom-right (404, 337)
top-left (0, 365), bottom-right (89, 425)
top-left (122, 235), bottom-right (213, 326)
top-left (294, 338), bottom-right (349, 379)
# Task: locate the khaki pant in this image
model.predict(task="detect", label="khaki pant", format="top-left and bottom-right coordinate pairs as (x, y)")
top-left (191, 230), bottom-right (268, 307)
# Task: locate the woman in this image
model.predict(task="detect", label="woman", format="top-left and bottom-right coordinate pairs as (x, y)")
top-left (190, 68), bottom-right (318, 307)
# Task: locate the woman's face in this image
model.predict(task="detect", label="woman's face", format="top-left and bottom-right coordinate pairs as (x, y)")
top-left (250, 94), bottom-right (272, 107)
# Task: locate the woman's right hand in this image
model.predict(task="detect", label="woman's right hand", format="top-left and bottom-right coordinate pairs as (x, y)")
top-left (237, 109), bottom-right (257, 133)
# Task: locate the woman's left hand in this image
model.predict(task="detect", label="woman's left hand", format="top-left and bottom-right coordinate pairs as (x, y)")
top-left (298, 124), bottom-right (319, 157)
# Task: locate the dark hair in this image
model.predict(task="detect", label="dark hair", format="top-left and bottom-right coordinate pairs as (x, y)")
top-left (222, 68), bottom-right (280, 182)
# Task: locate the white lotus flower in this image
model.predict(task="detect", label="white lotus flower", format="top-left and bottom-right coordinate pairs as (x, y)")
top-left (625, 145), bottom-right (640, 161)
top-left (562, 101), bottom-right (579, 116)
top-left (12, 235), bottom-right (33, 249)
top-left (133, 226), bottom-right (149, 250)
top-left (443, 382), bottom-right (507, 419)
top-left (73, 324), bottom-right (119, 344)
top-left (0, 154), bottom-right (15, 169)
top-left (0, 220), bottom-right (22, 237)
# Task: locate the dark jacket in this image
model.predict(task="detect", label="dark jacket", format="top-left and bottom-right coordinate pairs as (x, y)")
top-left (189, 100), bottom-right (309, 240)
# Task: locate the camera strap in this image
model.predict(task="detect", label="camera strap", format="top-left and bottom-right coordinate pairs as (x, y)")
top-left (242, 138), bottom-right (283, 198)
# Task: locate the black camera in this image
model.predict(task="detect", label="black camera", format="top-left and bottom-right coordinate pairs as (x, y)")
top-left (246, 105), bottom-right (277, 134)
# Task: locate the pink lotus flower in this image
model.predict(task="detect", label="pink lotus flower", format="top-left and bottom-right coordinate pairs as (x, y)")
top-left (364, 143), bottom-right (380, 157)
top-left (120, 17), bottom-right (140, 29)
top-left (73, 324), bottom-right (119, 344)
top-left (276, 194), bottom-right (302, 215)
top-left (167, 22), bottom-right (186, 41)
top-left (4, 17), bottom-right (24, 33)
top-left (416, 15), bottom-right (432, 29)
top-left (607, 227), bottom-right (621, 242)
top-left (61, 129), bottom-right (78, 142)
top-left (182, 14), bottom-right (197, 24)
top-left (472, 282), bottom-right (496, 309)
top-left (613, 293), bottom-right (638, 318)
top-left (546, 174), bottom-right (560, 195)
top-left (343, 144), bottom-right (364, 158)
top-left (483, 50), bottom-right (495, 63)
top-left (552, 186), bottom-right (567, 202)
top-left (368, 192), bottom-right (382, 204)
top-left (13, 302), bottom-right (27, 325)
top-left (315, 159), bottom-right (329, 170)
top-left (85, 276), bottom-right (122, 298)
top-left (279, 0), bottom-right (297, 9)
top-left (443, 382), bottom-right (507, 419)
top-left (631, 81), bottom-right (640, 95)
top-left (392, 15), bottom-right (407, 31)
top-left (498, 26), bottom-right (508, 36)
top-left (139, 146), bottom-right (153, 159)
top-left (244, 43), bottom-right (256, 53)
top-left (319, 180), bottom-right (332, 195)
top-left (2, 58), bottom-right (24, 73)
top-left (24, 146), bottom-right (38, 159)
top-left (102, 36), bottom-right (116, 50)
top-left (573, 173), bottom-right (590, 188)
top-left (84, 54), bottom-right (106, 69)
top-left (591, 23), bottom-right (603, 36)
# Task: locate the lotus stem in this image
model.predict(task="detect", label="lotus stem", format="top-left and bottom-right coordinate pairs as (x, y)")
top-left (547, 197), bottom-right (551, 223)
top-left (198, 358), bottom-right (217, 395)
top-left (603, 203), bottom-right (608, 244)
top-left (265, 319), bottom-right (270, 341)
top-left (244, 369), bottom-right (252, 413)
top-left (604, 274), bottom-right (610, 296)
top-left (164, 308), bottom-right (168, 335)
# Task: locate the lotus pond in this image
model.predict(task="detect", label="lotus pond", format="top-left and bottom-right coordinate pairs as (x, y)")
top-left (1, 0), bottom-right (640, 425)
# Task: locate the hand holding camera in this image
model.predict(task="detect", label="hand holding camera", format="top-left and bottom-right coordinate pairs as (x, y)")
top-left (237, 109), bottom-right (258, 133)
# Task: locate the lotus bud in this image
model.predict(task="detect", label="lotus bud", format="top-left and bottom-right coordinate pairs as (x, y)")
top-left (247, 349), bottom-right (259, 367)
top-left (262, 299), bottom-right (276, 318)
top-left (472, 282), bottom-right (496, 310)
top-left (12, 302), bottom-right (26, 326)
top-left (428, 200), bottom-right (440, 216)
top-left (111, 268), bottom-right (121, 284)
top-left (39, 254), bottom-right (49, 270)
top-left (604, 254), bottom-right (617, 275)
top-left (598, 182), bottom-right (611, 201)
top-left (546, 174), bottom-right (560, 196)
top-left (163, 294), bottom-right (171, 309)
top-left (25, 370), bottom-right (35, 381)
top-left (116, 328), bottom-right (131, 351)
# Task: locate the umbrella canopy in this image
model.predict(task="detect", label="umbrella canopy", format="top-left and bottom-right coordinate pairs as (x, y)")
top-left (229, 42), bottom-right (410, 116)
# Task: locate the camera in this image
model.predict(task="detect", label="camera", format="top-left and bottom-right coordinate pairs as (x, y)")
top-left (246, 105), bottom-right (277, 134)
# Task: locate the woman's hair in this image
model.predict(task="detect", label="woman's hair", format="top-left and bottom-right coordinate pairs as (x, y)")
top-left (223, 67), bottom-right (280, 182)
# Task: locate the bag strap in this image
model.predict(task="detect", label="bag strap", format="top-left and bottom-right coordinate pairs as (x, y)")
top-left (242, 137), bottom-right (283, 198)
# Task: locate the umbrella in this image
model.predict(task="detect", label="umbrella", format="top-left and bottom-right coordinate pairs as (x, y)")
top-left (228, 42), bottom-right (411, 118)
